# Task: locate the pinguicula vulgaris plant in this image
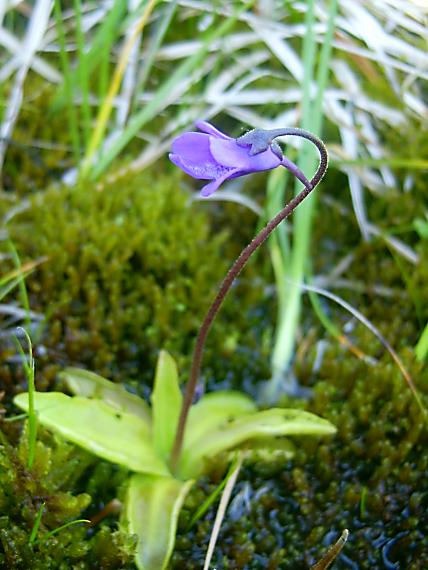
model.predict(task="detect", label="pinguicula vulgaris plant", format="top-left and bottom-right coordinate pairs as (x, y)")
top-left (15, 121), bottom-right (332, 570)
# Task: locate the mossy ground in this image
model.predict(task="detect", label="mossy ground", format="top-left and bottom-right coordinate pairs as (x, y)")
top-left (2, 80), bottom-right (72, 195)
top-left (2, 168), bottom-right (255, 397)
top-left (1, 87), bottom-right (427, 567)
top-left (171, 152), bottom-right (428, 568)
top-left (0, 424), bottom-right (135, 569)
top-left (0, 109), bottom-right (266, 567)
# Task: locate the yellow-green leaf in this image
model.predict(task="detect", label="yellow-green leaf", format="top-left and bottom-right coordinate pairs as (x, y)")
top-left (60, 367), bottom-right (151, 424)
top-left (151, 351), bottom-right (182, 460)
top-left (124, 473), bottom-right (193, 570)
top-left (14, 392), bottom-right (169, 476)
top-left (184, 390), bottom-right (256, 451)
top-left (178, 408), bottom-right (336, 478)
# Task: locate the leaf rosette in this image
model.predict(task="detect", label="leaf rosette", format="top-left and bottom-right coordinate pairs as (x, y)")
top-left (15, 352), bottom-right (335, 569)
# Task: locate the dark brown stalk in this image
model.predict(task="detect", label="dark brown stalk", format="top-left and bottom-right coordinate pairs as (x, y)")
top-left (170, 129), bottom-right (328, 471)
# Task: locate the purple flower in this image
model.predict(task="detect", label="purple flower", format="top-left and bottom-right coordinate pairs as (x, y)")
top-left (169, 121), bottom-right (311, 197)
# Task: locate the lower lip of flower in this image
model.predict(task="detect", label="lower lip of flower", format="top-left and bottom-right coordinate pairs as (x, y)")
top-left (190, 163), bottom-right (233, 179)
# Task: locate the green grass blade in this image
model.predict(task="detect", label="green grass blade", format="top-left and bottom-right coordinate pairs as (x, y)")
top-left (415, 323), bottom-right (428, 362)
top-left (8, 240), bottom-right (31, 330)
top-left (53, 0), bottom-right (127, 109)
top-left (3, 413), bottom-right (28, 423)
top-left (81, 0), bottom-right (158, 176)
top-left (29, 502), bottom-right (45, 545)
top-left (0, 276), bottom-right (26, 302)
top-left (267, 0), bottom-right (317, 398)
top-left (33, 519), bottom-right (90, 545)
top-left (313, 0), bottom-right (339, 129)
top-left (332, 158), bottom-right (428, 169)
top-left (15, 329), bottom-right (37, 469)
top-left (187, 454), bottom-right (240, 530)
top-left (265, 168), bottom-right (291, 350)
top-left (266, 167), bottom-right (291, 267)
top-left (266, 0), bottom-right (338, 401)
top-left (137, 0), bottom-right (177, 95)
top-left (301, 282), bottom-right (428, 422)
top-left (73, 0), bottom-right (92, 146)
top-left (0, 259), bottom-right (44, 291)
top-left (90, 2), bottom-right (254, 179)
top-left (53, 0), bottom-right (81, 163)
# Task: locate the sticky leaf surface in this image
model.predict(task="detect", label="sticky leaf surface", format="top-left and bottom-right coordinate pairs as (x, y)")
top-left (61, 367), bottom-right (151, 423)
top-left (151, 351), bottom-right (182, 460)
top-left (14, 392), bottom-right (169, 475)
top-left (125, 473), bottom-right (193, 570)
top-left (179, 408), bottom-right (336, 478)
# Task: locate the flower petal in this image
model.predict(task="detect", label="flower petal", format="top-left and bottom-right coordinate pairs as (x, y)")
top-left (169, 153), bottom-right (214, 180)
top-left (210, 138), bottom-right (281, 172)
top-left (169, 153), bottom-right (231, 180)
top-left (171, 133), bottom-right (212, 163)
top-left (170, 132), bottom-right (233, 179)
top-left (200, 168), bottom-right (241, 197)
top-left (195, 120), bottom-right (231, 140)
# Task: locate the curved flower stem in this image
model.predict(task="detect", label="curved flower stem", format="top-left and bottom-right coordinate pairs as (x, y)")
top-left (169, 129), bottom-right (328, 471)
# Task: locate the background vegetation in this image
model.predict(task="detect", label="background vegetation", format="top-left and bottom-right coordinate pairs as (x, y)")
top-left (1, 1), bottom-right (427, 568)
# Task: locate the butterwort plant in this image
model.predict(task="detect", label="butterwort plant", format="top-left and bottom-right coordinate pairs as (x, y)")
top-left (15, 121), bottom-right (331, 570)
top-left (15, 352), bottom-right (334, 569)
top-left (169, 120), bottom-right (328, 467)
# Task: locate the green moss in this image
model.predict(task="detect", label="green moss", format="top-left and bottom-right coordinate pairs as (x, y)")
top-left (171, 338), bottom-right (427, 569)
top-left (2, 80), bottom-right (71, 195)
top-left (0, 426), bottom-right (134, 569)
top-left (3, 169), bottom-right (231, 392)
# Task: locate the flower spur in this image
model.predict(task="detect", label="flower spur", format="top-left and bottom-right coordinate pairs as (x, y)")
top-left (169, 120), bottom-right (324, 196)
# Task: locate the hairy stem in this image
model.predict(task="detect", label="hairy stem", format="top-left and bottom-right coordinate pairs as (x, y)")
top-left (169, 129), bottom-right (328, 471)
